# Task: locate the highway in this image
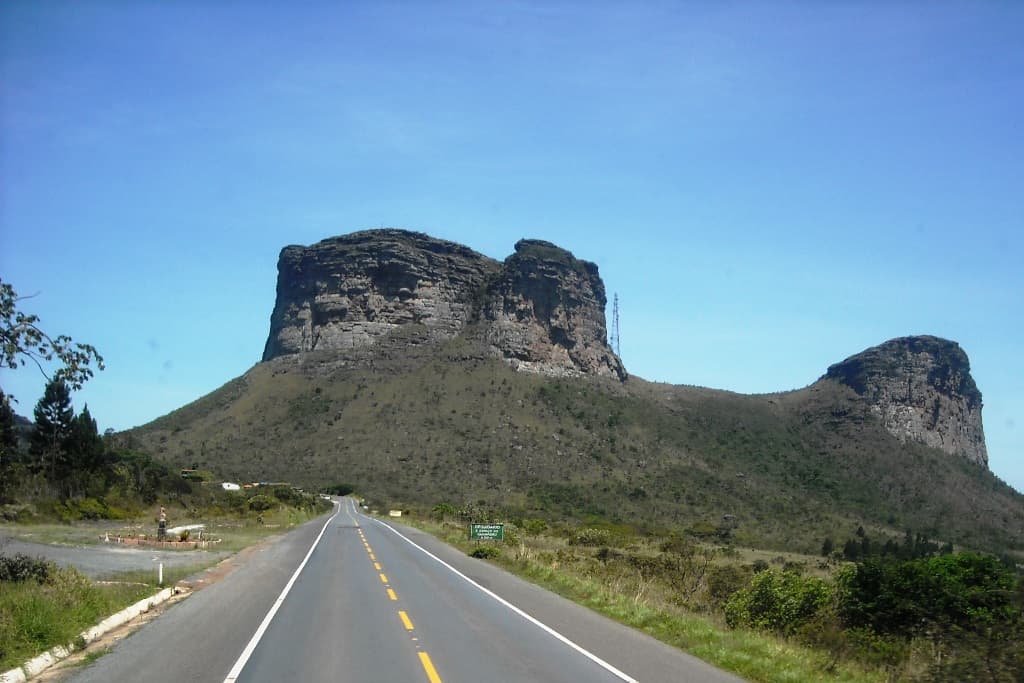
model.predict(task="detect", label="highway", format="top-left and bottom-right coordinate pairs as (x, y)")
top-left (70, 498), bottom-right (746, 682)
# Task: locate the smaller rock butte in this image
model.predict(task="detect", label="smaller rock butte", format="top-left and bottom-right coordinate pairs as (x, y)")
top-left (824, 335), bottom-right (987, 466)
top-left (262, 230), bottom-right (626, 380)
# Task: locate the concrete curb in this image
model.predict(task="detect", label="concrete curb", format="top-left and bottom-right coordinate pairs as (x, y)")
top-left (0, 586), bottom-right (179, 683)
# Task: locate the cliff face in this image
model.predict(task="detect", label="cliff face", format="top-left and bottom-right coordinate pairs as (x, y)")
top-left (262, 231), bottom-right (500, 360)
top-left (262, 230), bottom-right (625, 379)
top-left (481, 240), bottom-right (626, 380)
top-left (823, 336), bottom-right (987, 466)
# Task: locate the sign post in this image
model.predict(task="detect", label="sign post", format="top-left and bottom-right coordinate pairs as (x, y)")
top-left (469, 523), bottom-right (504, 541)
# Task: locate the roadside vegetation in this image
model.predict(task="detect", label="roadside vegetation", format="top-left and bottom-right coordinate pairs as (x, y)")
top-left (0, 486), bottom-right (329, 673)
top-left (0, 554), bottom-right (171, 671)
top-left (402, 504), bottom-right (1023, 683)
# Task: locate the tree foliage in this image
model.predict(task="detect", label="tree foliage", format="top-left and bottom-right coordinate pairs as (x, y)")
top-left (838, 553), bottom-right (1019, 636)
top-left (838, 553), bottom-right (1024, 681)
top-left (0, 389), bottom-right (16, 468)
top-left (29, 379), bottom-right (74, 480)
top-left (1, 279), bottom-right (104, 392)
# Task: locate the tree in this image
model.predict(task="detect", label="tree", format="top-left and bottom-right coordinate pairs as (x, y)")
top-left (64, 404), bottom-right (108, 496)
top-left (1, 279), bottom-right (104, 392)
top-left (29, 379), bottom-right (74, 480)
top-left (0, 388), bottom-right (19, 500)
top-left (838, 553), bottom-right (1019, 637)
top-left (0, 388), bottom-right (17, 465)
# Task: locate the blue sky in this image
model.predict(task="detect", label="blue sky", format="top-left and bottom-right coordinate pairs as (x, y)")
top-left (2, 1), bottom-right (1021, 491)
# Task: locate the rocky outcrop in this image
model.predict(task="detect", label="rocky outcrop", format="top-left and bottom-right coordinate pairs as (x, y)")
top-left (481, 240), bottom-right (626, 380)
top-left (262, 230), bottom-right (625, 380)
top-left (262, 231), bottom-right (500, 360)
top-left (824, 336), bottom-right (987, 466)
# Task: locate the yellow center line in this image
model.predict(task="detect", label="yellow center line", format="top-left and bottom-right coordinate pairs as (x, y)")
top-left (369, 553), bottom-right (376, 560)
top-left (379, 573), bottom-right (388, 584)
top-left (398, 610), bottom-right (414, 630)
top-left (387, 588), bottom-right (397, 601)
top-left (418, 652), bottom-right (443, 683)
top-left (374, 562), bottom-right (382, 571)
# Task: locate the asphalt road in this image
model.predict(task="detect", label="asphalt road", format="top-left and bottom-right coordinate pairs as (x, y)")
top-left (68, 499), bottom-right (747, 682)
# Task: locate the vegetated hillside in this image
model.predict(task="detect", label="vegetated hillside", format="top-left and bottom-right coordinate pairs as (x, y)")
top-left (125, 332), bottom-right (1024, 558)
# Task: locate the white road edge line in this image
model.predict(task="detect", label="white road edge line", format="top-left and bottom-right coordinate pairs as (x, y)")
top-left (355, 500), bottom-right (639, 683)
top-left (222, 501), bottom-right (342, 682)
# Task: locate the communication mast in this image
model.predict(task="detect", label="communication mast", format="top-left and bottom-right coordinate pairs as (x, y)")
top-left (611, 293), bottom-right (621, 358)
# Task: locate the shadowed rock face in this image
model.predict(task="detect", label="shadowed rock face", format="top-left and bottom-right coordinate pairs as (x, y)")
top-left (824, 336), bottom-right (987, 466)
top-left (262, 230), bottom-right (626, 380)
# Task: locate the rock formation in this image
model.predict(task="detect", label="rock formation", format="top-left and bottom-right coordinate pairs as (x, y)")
top-left (262, 230), bottom-right (625, 380)
top-left (481, 240), bottom-right (626, 380)
top-left (824, 335), bottom-right (987, 466)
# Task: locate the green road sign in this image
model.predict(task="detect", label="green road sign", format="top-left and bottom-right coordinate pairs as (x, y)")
top-left (469, 523), bottom-right (504, 541)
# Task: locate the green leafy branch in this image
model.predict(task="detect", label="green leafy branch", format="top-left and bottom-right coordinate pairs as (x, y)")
top-left (1, 279), bottom-right (104, 393)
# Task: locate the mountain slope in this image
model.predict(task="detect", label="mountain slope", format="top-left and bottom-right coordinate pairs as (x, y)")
top-left (125, 334), bottom-right (1023, 556)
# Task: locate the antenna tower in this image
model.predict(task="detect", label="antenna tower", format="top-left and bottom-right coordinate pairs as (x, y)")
top-left (611, 293), bottom-right (621, 357)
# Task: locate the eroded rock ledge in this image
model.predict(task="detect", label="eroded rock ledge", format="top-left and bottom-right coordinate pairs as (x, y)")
top-left (824, 335), bottom-right (987, 466)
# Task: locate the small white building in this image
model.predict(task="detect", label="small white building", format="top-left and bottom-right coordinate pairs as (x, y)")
top-left (221, 482), bottom-right (241, 491)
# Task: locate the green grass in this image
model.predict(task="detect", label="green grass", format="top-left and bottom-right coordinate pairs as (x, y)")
top-left (407, 517), bottom-right (884, 683)
top-left (0, 567), bottom-right (155, 671)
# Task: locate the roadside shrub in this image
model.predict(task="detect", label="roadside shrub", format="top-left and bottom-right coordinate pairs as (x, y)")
top-left (725, 569), bottom-right (831, 635)
top-left (706, 564), bottom-right (750, 607)
top-left (431, 502), bottom-right (457, 520)
top-left (520, 518), bottom-right (548, 536)
top-left (0, 504), bottom-right (34, 523)
top-left (247, 494), bottom-right (276, 512)
top-left (0, 554), bottom-right (54, 584)
top-left (469, 546), bottom-right (501, 559)
top-left (269, 486), bottom-right (304, 507)
top-left (45, 564), bottom-right (93, 594)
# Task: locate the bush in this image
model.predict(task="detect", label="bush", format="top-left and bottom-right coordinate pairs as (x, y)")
top-left (569, 528), bottom-right (612, 547)
top-left (660, 534), bottom-right (695, 556)
top-left (269, 486), bottom-right (304, 507)
top-left (520, 518), bottom-right (548, 536)
top-left (431, 502), bottom-right (457, 520)
top-left (725, 569), bottom-right (831, 635)
top-left (706, 564), bottom-right (750, 607)
top-left (469, 546), bottom-right (501, 559)
top-left (247, 494), bottom-right (276, 512)
top-left (0, 554), bottom-right (54, 584)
